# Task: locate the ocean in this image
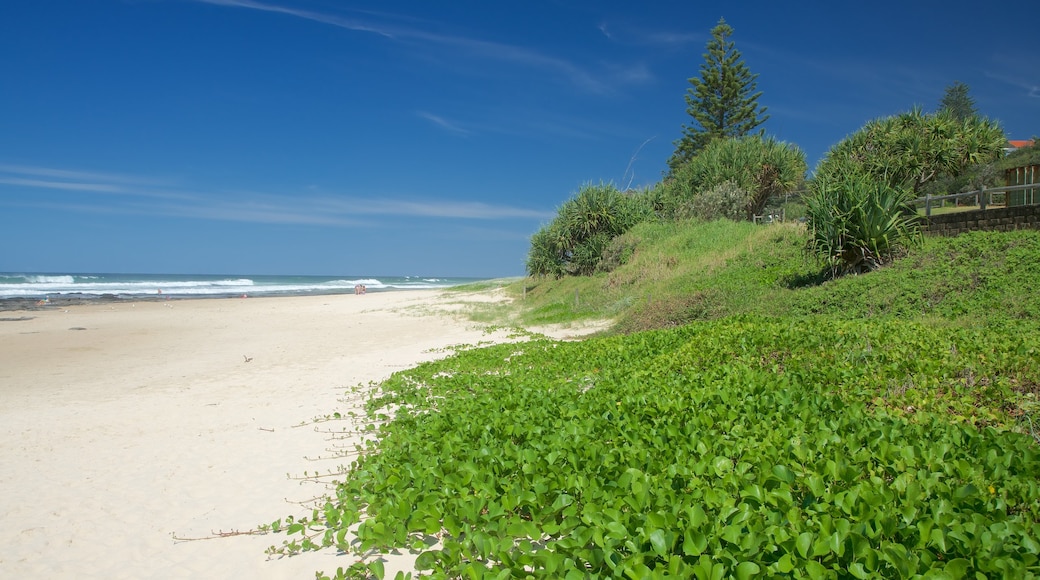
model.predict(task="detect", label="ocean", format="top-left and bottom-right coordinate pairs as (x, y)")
top-left (0, 272), bottom-right (487, 301)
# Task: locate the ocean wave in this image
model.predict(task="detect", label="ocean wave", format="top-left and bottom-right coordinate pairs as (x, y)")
top-left (330, 278), bottom-right (383, 287)
top-left (0, 277), bottom-right (256, 297)
top-left (25, 275), bottom-right (77, 284)
top-left (0, 273), bottom-right (478, 299)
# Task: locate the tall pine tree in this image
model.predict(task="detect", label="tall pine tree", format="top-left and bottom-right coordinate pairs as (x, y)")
top-left (938, 81), bottom-right (978, 122)
top-left (669, 18), bottom-right (768, 173)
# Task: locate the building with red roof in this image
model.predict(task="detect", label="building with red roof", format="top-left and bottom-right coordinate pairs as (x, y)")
top-left (1005, 139), bottom-right (1036, 153)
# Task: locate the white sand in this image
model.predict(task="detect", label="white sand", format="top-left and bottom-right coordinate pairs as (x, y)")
top-left (0, 290), bottom-right (524, 579)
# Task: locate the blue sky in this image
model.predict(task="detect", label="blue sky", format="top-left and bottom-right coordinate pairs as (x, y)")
top-left (1, 1), bottom-right (1037, 278)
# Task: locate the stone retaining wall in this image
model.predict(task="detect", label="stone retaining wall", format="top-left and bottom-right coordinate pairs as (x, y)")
top-left (920, 204), bottom-right (1040, 236)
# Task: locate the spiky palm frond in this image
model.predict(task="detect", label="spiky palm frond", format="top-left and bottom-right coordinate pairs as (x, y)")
top-left (806, 171), bottom-right (920, 276)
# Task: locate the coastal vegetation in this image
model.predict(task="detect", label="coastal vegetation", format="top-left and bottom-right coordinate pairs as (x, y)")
top-left (513, 224), bottom-right (1040, 332)
top-left (525, 183), bottom-right (654, 278)
top-left (661, 136), bottom-right (806, 223)
top-left (939, 81), bottom-right (978, 123)
top-left (270, 225), bottom-right (1040, 579)
top-left (266, 21), bottom-right (1040, 579)
top-left (668, 18), bottom-right (769, 173)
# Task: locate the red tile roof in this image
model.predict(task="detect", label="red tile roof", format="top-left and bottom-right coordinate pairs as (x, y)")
top-left (1008, 140), bottom-right (1035, 149)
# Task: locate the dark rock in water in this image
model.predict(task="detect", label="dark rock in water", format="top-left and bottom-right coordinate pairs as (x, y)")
top-left (0, 298), bottom-right (47, 312)
top-left (0, 294), bottom-right (140, 311)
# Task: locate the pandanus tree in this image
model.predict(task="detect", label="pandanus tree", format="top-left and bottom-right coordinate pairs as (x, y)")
top-left (526, 183), bottom-right (653, 277)
top-left (806, 108), bottom-right (1005, 275)
top-left (805, 169), bottom-right (921, 275)
top-left (816, 108), bottom-right (1006, 194)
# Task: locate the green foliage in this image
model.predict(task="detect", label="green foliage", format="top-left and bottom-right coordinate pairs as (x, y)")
top-left (919, 161), bottom-right (1003, 198)
top-left (938, 81), bottom-right (978, 122)
top-left (526, 183), bottom-right (654, 278)
top-left (669, 18), bottom-right (769, 172)
top-left (275, 316), bottom-right (1040, 577)
top-left (528, 218), bottom-right (1040, 332)
top-left (597, 235), bottom-right (640, 274)
top-left (805, 107), bottom-right (1004, 276)
top-left (805, 170), bottom-right (921, 275)
top-left (690, 180), bottom-right (747, 221)
top-left (517, 222), bottom-right (1040, 332)
top-left (271, 218), bottom-right (1040, 577)
top-left (593, 219), bottom-right (799, 331)
top-left (779, 198), bottom-right (806, 221)
top-left (999, 141), bottom-right (1040, 171)
top-left (644, 227), bottom-right (817, 327)
top-left (787, 230), bottom-right (1040, 321)
top-left (814, 108), bottom-right (1006, 194)
top-left (664, 135), bottom-right (806, 221)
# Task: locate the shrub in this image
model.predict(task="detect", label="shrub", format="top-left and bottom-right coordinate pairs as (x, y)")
top-left (805, 109), bottom-right (1005, 277)
top-left (526, 182), bottom-right (654, 277)
top-left (525, 223), bottom-right (567, 278)
top-left (815, 108), bottom-right (1006, 194)
top-left (690, 180), bottom-right (748, 221)
top-left (805, 169), bottom-right (920, 275)
top-left (665, 135), bottom-right (806, 221)
top-left (596, 233), bottom-right (639, 274)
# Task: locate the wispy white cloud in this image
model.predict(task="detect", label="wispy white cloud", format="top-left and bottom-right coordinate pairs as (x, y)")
top-left (416, 111), bottom-right (471, 136)
top-left (188, 0), bottom-right (638, 93)
top-left (0, 165), bottom-right (195, 200)
top-left (985, 71), bottom-right (1040, 99)
top-left (156, 197), bottom-right (368, 226)
top-left (193, 0), bottom-right (395, 37)
top-left (315, 197), bottom-right (551, 220)
top-left (0, 163), bottom-right (167, 185)
top-left (0, 163), bottom-right (553, 225)
top-left (604, 62), bottom-right (654, 85)
top-left (595, 21), bottom-right (702, 48)
top-left (0, 177), bottom-right (133, 195)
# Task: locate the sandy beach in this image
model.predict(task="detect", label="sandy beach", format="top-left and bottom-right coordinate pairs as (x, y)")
top-left (0, 290), bottom-right (521, 579)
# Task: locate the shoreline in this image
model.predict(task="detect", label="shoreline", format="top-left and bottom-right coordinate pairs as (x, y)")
top-left (0, 289), bottom-right (517, 578)
top-left (0, 286), bottom-right (468, 312)
top-left (0, 273), bottom-right (499, 309)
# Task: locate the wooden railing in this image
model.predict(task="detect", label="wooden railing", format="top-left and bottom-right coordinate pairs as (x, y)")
top-left (915, 183), bottom-right (1039, 216)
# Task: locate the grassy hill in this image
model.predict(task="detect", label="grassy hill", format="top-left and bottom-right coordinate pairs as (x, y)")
top-left (280, 224), bottom-right (1040, 579)
top-left (484, 221), bottom-right (1040, 332)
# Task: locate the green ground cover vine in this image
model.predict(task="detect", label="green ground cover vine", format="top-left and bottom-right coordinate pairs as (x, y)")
top-left (273, 316), bottom-right (1040, 578)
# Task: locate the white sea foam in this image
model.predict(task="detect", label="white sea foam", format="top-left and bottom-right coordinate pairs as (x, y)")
top-left (26, 275), bottom-right (76, 284)
top-left (0, 273), bottom-right (475, 298)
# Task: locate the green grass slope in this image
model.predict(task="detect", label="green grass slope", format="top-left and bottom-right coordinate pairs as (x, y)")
top-left (505, 221), bottom-right (1040, 332)
top-left (786, 230), bottom-right (1040, 321)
